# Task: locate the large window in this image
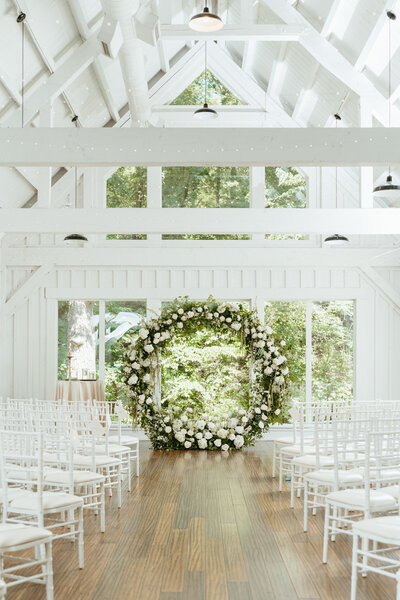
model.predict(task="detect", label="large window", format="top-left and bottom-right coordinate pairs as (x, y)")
top-left (170, 70), bottom-right (243, 106)
top-left (58, 300), bottom-right (146, 403)
top-left (104, 301), bottom-right (146, 403)
top-left (58, 301), bottom-right (99, 380)
top-left (265, 300), bottom-right (354, 404)
top-left (265, 167), bottom-right (308, 241)
top-left (106, 166), bottom-right (147, 240)
top-left (162, 166), bottom-right (250, 240)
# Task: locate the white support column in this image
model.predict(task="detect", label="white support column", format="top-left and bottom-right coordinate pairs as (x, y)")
top-left (250, 167), bottom-right (265, 242)
top-left (305, 300), bottom-right (312, 418)
top-left (0, 239), bottom-right (6, 397)
top-left (99, 300), bottom-right (105, 383)
top-left (252, 296), bottom-right (265, 322)
top-left (147, 298), bottom-right (162, 319)
top-left (360, 101), bottom-right (374, 208)
top-left (36, 103), bottom-right (53, 208)
top-left (45, 298), bottom-right (58, 400)
top-left (147, 167), bottom-right (162, 243)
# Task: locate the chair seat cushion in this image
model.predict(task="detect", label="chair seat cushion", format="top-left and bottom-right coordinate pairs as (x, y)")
top-left (10, 491), bottom-right (83, 511)
top-left (108, 435), bottom-right (139, 445)
top-left (380, 485), bottom-right (400, 499)
top-left (305, 469), bottom-right (363, 484)
top-left (0, 487), bottom-right (26, 504)
top-left (44, 469), bottom-right (105, 485)
top-left (281, 445), bottom-right (316, 456)
top-left (72, 454), bottom-right (120, 467)
top-left (293, 454), bottom-right (334, 467)
top-left (353, 516), bottom-right (400, 543)
top-left (0, 523), bottom-right (52, 550)
top-left (94, 444), bottom-right (130, 455)
top-left (326, 488), bottom-right (397, 510)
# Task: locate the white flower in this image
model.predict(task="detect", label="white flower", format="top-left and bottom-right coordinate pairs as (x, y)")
top-left (187, 429), bottom-right (194, 436)
top-left (214, 312), bottom-right (219, 318)
top-left (238, 409), bottom-right (246, 416)
top-left (282, 367), bottom-right (289, 375)
top-left (206, 313), bottom-right (213, 320)
top-left (226, 317), bottom-right (232, 323)
top-left (187, 311), bottom-right (194, 318)
top-left (197, 307), bottom-right (203, 312)
top-left (254, 407), bottom-right (261, 414)
top-left (124, 367), bottom-right (130, 373)
top-left (242, 416), bottom-right (248, 423)
top-left (235, 426), bottom-right (244, 434)
top-left (177, 322), bottom-right (183, 329)
top-left (166, 319), bottom-right (172, 325)
top-left (129, 351), bottom-right (136, 360)
top-left (231, 322), bottom-right (241, 331)
top-left (146, 397), bottom-right (152, 404)
top-left (195, 432), bottom-right (203, 439)
top-left (214, 439), bottom-right (222, 447)
top-left (264, 367), bottom-right (273, 375)
top-left (217, 305), bottom-right (225, 313)
top-left (165, 426), bottom-right (172, 433)
top-left (220, 315), bottom-right (225, 321)
top-left (184, 441), bottom-right (192, 449)
top-left (128, 375), bottom-right (138, 385)
top-left (144, 344), bottom-right (154, 353)
top-left (181, 415), bottom-right (188, 423)
top-left (142, 359), bottom-right (151, 367)
top-left (196, 420), bottom-right (206, 430)
top-left (164, 416), bottom-right (170, 423)
top-left (138, 394), bottom-right (145, 402)
top-left (261, 404), bottom-right (268, 411)
top-left (266, 326), bottom-right (273, 334)
top-left (234, 435), bottom-right (244, 449)
top-left (153, 338), bottom-right (160, 344)
top-left (139, 328), bottom-right (149, 339)
top-left (228, 433), bottom-right (235, 441)
top-left (274, 409), bottom-right (281, 415)
top-left (175, 432), bottom-right (185, 443)
top-left (208, 422), bottom-right (216, 431)
top-left (256, 341), bottom-right (265, 348)
top-left (221, 444), bottom-right (229, 452)
top-left (198, 438), bottom-right (207, 449)
top-left (204, 431), bottom-right (213, 440)
top-left (172, 313), bottom-right (178, 320)
top-left (178, 308), bottom-right (184, 315)
top-left (217, 428), bottom-right (227, 439)
top-left (258, 421), bottom-right (264, 429)
top-left (143, 374), bottom-right (151, 383)
top-left (281, 340), bottom-right (286, 346)
top-left (132, 362), bottom-right (140, 370)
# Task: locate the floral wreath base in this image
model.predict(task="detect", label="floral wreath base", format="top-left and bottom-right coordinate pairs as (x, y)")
top-left (124, 298), bottom-right (288, 451)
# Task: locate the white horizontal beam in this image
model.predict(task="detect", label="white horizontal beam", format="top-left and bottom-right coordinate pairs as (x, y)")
top-left (45, 287), bottom-right (368, 301)
top-left (3, 208), bottom-right (400, 234)
top-left (0, 127), bottom-right (399, 166)
top-left (5, 247), bottom-right (378, 268)
top-left (160, 24), bottom-right (305, 41)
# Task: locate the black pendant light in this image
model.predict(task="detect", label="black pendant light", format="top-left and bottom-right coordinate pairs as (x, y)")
top-left (324, 114), bottom-right (349, 247)
top-left (373, 11), bottom-right (400, 199)
top-left (193, 43), bottom-right (218, 120)
top-left (189, 1), bottom-right (224, 32)
top-left (64, 167), bottom-right (88, 245)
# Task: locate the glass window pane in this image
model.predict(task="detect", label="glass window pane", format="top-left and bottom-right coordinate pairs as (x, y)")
top-left (106, 166), bottom-right (147, 240)
top-left (162, 167), bottom-right (250, 208)
top-left (265, 167), bottom-right (308, 241)
top-left (264, 301), bottom-right (306, 403)
top-left (104, 301), bottom-right (146, 403)
top-left (312, 301), bottom-right (354, 402)
top-left (58, 301), bottom-right (99, 380)
top-left (170, 70), bottom-right (243, 106)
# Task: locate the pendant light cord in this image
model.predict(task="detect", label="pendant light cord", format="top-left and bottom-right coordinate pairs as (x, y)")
top-left (75, 167), bottom-right (78, 209)
top-left (17, 13), bottom-right (26, 128)
top-left (204, 42), bottom-right (207, 105)
top-left (388, 12), bottom-right (394, 177)
top-left (334, 113), bottom-right (342, 210)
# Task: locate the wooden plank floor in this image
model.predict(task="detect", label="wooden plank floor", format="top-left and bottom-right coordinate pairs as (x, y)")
top-left (6, 442), bottom-right (395, 600)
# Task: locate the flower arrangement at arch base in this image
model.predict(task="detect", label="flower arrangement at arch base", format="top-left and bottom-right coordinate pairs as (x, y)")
top-left (123, 297), bottom-right (289, 451)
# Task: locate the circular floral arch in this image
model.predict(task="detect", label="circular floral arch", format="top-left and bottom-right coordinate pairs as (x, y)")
top-left (124, 298), bottom-right (288, 451)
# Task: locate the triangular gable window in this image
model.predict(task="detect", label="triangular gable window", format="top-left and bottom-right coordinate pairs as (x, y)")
top-left (170, 70), bottom-right (244, 106)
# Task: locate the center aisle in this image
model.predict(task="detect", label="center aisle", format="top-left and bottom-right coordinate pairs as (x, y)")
top-left (8, 442), bottom-right (394, 600)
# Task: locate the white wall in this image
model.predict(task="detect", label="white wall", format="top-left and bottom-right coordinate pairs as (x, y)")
top-left (4, 263), bottom-right (399, 402)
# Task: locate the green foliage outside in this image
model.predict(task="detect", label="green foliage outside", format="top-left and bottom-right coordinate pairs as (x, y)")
top-left (161, 326), bottom-right (250, 420)
top-left (106, 166), bottom-right (147, 240)
top-left (265, 167), bottom-right (308, 240)
top-left (170, 70), bottom-right (243, 106)
top-left (264, 300), bottom-right (354, 406)
top-left (312, 301), bottom-right (354, 402)
top-left (265, 302), bottom-right (306, 403)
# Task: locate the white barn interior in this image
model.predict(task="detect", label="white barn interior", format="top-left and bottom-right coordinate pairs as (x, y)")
top-left (2, 1), bottom-right (400, 599)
